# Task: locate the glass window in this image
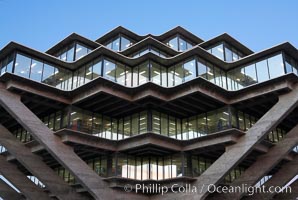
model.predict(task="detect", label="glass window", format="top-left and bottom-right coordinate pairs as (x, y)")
top-left (188, 116), bottom-right (197, 139)
top-left (75, 44), bottom-right (88, 60)
top-left (174, 63), bottom-right (183, 85)
top-left (131, 113), bottom-right (139, 136)
top-left (151, 61), bottom-right (161, 85)
top-left (172, 154), bottom-right (182, 177)
top-left (142, 157), bottom-right (149, 180)
top-left (29, 59), bottom-right (43, 82)
top-left (167, 37), bottom-right (178, 51)
top-left (225, 46), bottom-right (233, 62)
top-left (103, 59), bottom-right (116, 81)
top-left (115, 63), bottom-right (125, 85)
top-left (206, 63), bottom-right (214, 83)
top-left (117, 119), bottom-right (124, 140)
top-left (183, 59), bottom-right (196, 82)
top-left (126, 67), bottom-right (132, 87)
top-left (151, 157), bottom-right (158, 180)
top-left (256, 60), bottom-right (269, 82)
top-left (92, 59), bottom-right (102, 79)
top-left (285, 55), bottom-right (293, 73)
top-left (197, 114), bottom-right (207, 136)
top-left (138, 61), bottom-right (149, 85)
top-left (85, 63), bottom-right (93, 83)
top-left (132, 67), bottom-right (138, 87)
top-left (66, 44), bottom-right (75, 61)
top-left (161, 67), bottom-right (167, 87)
top-left (120, 37), bottom-right (132, 51)
top-left (212, 44), bottom-right (224, 60)
top-left (139, 111), bottom-right (147, 134)
top-left (42, 63), bottom-right (55, 85)
top-left (6, 54), bottom-right (14, 73)
top-left (182, 119), bottom-right (188, 140)
top-left (179, 38), bottom-right (187, 51)
top-left (197, 59), bottom-right (207, 79)
top-left (103, 117), bottom-right (111, 139)
top-left (244, 64), bottom-right (257, 86)
top-left (14, 54), bottom-right (31, 78)
top-left (0, 59), bottom-right (6, 75)
top-left (124, 117), bottom-right (131, 138)
top-left (267, 54), bottom-right (285, 79)
top-left (160, 113), bottom-right (168, 136)
top-left (111, 37), bottom-right (120, 51)
top-left (168, 66), bottom-right (175, 87)
top-left (152, 111), bottom-right (161, 134)
top-left (207, 111), bottom-right (216, 133)
top-left (169, 116), bottom-right (176, 139)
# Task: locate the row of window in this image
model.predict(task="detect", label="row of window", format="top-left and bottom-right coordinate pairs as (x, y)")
top-left (1, 51), bottom-right (297, 92)
top-left (165, 35), bottom-right (193, 52)
top-left (207, 42), bottom-right (244, 62)
top-left (52, 152), bottom-right (245, 184)
top-left (105, 34), bottom-right (133, 51)
top-left (55, 42), bottom-right (92, 62)
top-left (12, 105), bottom-right (286, 144)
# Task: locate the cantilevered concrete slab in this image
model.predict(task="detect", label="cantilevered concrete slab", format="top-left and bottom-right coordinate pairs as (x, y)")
top-left (0, 124), bottom-right (87, 200)
top-left (0, 155), bottom-right (50, 200)
top-left (210, 123), bottom-right (298, 199)
top-left (0, 88), bottom-right (147, 200)
top-left (0, 178), bottom-right (24, 200)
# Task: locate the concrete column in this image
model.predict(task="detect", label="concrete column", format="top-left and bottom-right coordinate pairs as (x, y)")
top-left (0, 178), bottom-right (24, 200)
top-left (248, 154), bottom-right (298, 200)
top-left (0, 124), bottom-right (87, 200)
top-left (210, 124), bottom-right (298, 199)
top-left (155, 84), bottom-right (298, 200)
top-left (0, 155), bottom-right (51, 200)
top-left (0, 89), bottom-right (147, 200)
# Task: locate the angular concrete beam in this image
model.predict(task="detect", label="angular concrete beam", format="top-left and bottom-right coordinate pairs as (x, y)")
top-left (0, 155), bottom-right (51, 200)
top-left (0, 89), bottom-right (147, 200)
top-left (0, 124), bottom-right (87, 200)
top-left (248, 154), bottom-right (298, 200)
top-left (215, 124), bottom-right (298, 199)
top-left (0, 178), bottom-right (24, 200)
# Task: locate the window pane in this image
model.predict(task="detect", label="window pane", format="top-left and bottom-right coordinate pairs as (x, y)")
top-left (152, 111), bottom-right (160, 134)
top-left (168, 66), bottom-right (175, 87)
top-left (256, 60), bottom-right (269, 82)
top-left (132, 67), bottom-right (138, 87)
top-left (103, 59), bottom-right (116, 81)
top-left (131, 114), bottom-right (139, 136)
top-left (183, 59), bottom-right (196, 82)
top-left (42, 63), bottom-right (55, 85)
top-left (112, 37), bottom-right (120, 51)
top-left (66, 44), bottom-right (75, 61)
top-left (120, 37), bottom-right (132, 51)
top-left (174, 63), bottom-right (183, 85)
top-left (92, 59), bottom-right (102, 79)
top-left (126, 67), bottom-right (132, 87)
top-left (161, 67), bottom-right (167, 87)
top-left (6, 54), bottom-right (14, 73)
top-left (138, 61), bottom-right (149, 85)
top-left (29, 59), bottom-right (43, 82)
top-left (85, 63), bottom-right (93, 83)
top-left (244, 64), bottom-right (257, 86)
top-left (197, 59), bottom-right (207, 79)
top-left (75, 44), bottom-right (88, 60)
top-left (151, 61), bottom-right (161, 85)
top-left (139, 111), bottom-right (147, 134)
top-left (267, 54), bottom-right (285, 79)
top-left (167, 37), bottom-right (178, 51)
top-left (212, 44), bottom-right (224, 60)
top-left (115, 63), bottom-right (125, 85)
top-left (225, 46), bottom-right (233, 62)
top-left (206, 63), bottom-right (214, 83)
top-left (169, 116), bottom-right (176, 139)
top-left (124, 117), bottom-right (131, 138)
top-left (160, 113), bottom-right (168, 136)
top-left (179, 38), bottom-right (187, 51)
top-left (15, 54), bottom-right (31, 78)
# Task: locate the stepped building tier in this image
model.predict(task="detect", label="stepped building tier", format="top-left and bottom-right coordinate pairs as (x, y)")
top-left (0, 26), bottom-right (297, 200)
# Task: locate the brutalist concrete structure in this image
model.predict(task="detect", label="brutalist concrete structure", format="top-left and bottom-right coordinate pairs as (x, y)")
top-left (0, 26), bottom-right (297, 200)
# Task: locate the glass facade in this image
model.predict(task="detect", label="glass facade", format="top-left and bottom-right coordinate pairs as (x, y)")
top-left (1, 50), bottom-right (297, 92)
top-left (207, 42), bottom-right (244, 62)
top-left (106, 35), bottom-right (133, 51)
top-left (165, 35), bottom-right (193, 51)
top-left (55, 42), bottom-right (92, 62)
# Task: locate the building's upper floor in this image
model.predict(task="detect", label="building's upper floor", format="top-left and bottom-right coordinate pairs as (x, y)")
top-left (0, 26), bottom-right (297, 93)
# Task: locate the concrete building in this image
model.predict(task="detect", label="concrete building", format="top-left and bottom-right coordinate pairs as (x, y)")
top-left (0, 26), bottom-right (297, 200)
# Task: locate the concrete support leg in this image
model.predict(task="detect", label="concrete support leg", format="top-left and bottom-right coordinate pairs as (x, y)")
top-left (0, 89), bottom-right (147, 200)
top-left (0, 155), bottom-right (50, 200)
top-left (0, 178), bottom-right (24, 200)
top-left (247, 154), bottom-right (298, 200)
top-left (0, 124), bottom-right (87, 200)
top-left (210, 124), bottom-right (298, 199)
